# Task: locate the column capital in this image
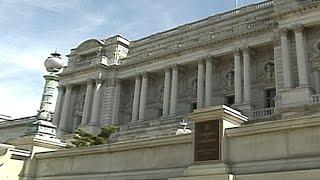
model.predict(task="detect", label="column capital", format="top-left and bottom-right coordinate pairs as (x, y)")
top-left (205, 55), bottom-right (214, 63)
top-left (86, 78), bottom-right (94, 85)
top-left (134, 73), bottom-right (141, 78)
top-left (140, 72), bottom-right (148, 78)
top-left (293, 24), bottom-right (304, 34)
top-left (171, 64), bottom-right (179, 70)
top-left (164, 66), bottom-right (171, 73)
top-left (242, 46), bottom-right (250, 54)
top-left (279, 27), bottom-right (289, 36)
top-left (196, 57), bottom-right (205, 64)
top-left (57, 84), bottom-right (65, 91)
top-left (233, 48), bottom-right (241, 56)
top-left (94, 78), bottom-right (103, 84)
top-left (65, 83), bottom-right (73, 90)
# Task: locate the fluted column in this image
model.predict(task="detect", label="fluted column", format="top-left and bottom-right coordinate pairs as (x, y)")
top-left (205, 57), bottom-right (213, 107)
top-left (280, 28), bottom-right (293, 88)
top-left (52, 85), bottom-right (65, 126)
top-left (81, 80), bottom-right (93, 125)
top-left (162, 67), bottom-right (171, 116)
top-left (234, 49), bottom-right (242, 104)
top-left (294, 25), bottom-right (309, 86)
top-left (197, 59), bottom-right (205, 109)
top-left (112, 79), bottom-right (121, 124)
top-left (59, 84), bottom-right (72, 130)
top-left (132, 75), bottom-right (141, 121)
top-left (138, 73), bottom-right (148, 120)
top-left (243, 47), bottom-right (251, 102)
top-left (170, 65), bottom-right (179, 116)
top-left (90, 79), bottom-right (102, 125)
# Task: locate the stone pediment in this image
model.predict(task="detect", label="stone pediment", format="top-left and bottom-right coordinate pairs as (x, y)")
top-left (76, 39), bottom-right (104, 52)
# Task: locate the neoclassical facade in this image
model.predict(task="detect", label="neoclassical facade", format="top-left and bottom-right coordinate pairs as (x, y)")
top-left (51, 0), bottom-right (320, 141)
top-left (3, 0), bottom-right (320, 180)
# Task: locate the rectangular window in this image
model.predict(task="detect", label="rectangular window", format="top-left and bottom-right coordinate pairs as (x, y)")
top-left (158, 108), bottom-right (163, 117)
top-left (191, 102), bottom-right (197, 112)
top-left (225, 95), bottom-right (235, 107)
top-left (265, 88), bottom-right (276, 108)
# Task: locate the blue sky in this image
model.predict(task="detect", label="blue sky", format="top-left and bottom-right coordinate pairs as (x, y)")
top-left (0, 0), bottom-right (263, 118)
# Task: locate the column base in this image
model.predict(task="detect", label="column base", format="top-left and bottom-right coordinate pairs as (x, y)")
top-left (233, 102), bottom-right (253, 117)
top-left (281, 86), bottom-right (312, 107)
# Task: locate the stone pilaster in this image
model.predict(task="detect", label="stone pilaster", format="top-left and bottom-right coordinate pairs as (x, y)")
top-left (243, 47), bottom-right (251, 103)
top-left (81, 79), bottom-right (94, 125)
top-left (170, 65), bottom-right (179, 116)
top-left (162, 67), bottom-right (171, 116)
top-left (52, 85), bottom-right (65, 126)
top-left (294, 25), bottom-right (309, 86)
top-left (112, 79), bottom-right (121, 125)
top-left (138, 72), bottom-right (148, 121)
top-left (59, 84), bottom-right (72, 132)
top-left (132, 75), bottom-right (141, 121)
top-left (280, 28), bottom-right (293, 88)
top-left (205, 57), bottom-right (213, 107)
top-left (234, 49), bottom-right (242, 104)
top-left (90, 79), bottom-right (103, 125)
top-left (197, 59), bottom-right (205, 109)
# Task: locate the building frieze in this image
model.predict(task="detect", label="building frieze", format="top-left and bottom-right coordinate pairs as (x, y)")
top-left (118, 23), bottom-right (274, 70)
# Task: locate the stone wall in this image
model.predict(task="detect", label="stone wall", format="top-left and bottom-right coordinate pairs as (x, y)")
top-left (20, 114), bottom-right (320, 180)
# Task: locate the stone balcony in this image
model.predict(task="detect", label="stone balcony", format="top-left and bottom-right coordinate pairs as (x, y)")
top-left (251, 107), bottom-right (276, 120)
top-left (310, 94), bottom-right (320, 103)
top-left (111, 115), bottom-right (186, 142)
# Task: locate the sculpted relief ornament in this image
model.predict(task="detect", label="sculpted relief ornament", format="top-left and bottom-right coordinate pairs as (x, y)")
top-left (224, 65), bottom-right (234, 91)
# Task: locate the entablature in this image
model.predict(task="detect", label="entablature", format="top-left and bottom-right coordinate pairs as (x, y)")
top-left (120, 0), bottom-right (275, 66)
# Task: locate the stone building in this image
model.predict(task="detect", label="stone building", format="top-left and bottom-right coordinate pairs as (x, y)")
top-left (2, 0), bottom-right (320, 179)
top-left (53, 0), bottom-right (320, 140)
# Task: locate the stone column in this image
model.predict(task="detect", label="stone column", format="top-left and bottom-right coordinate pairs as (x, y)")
top-left (170, 65), bottom-right (179, 116)
top-left (59, 84), bottom-right (72, 130)
top-left (112, 79), bottom-right (121, 124)
top-left (162, 67), bottom-right (171, 116)
top-left (138, 73), bottom-right (148, 121)
top-left (234, 49), bottom-right (242, 104)
top-left (313, 70), bottom-right (320, 93)
top-left (294, 25), bottom-right (309, 86)
top-left (81, 80), bottom-right (93, 125)
top-left (243, 47), bottom-right (251, 103)
top-left (132, 75), bottom-right (141, 121)
top-left (52, 85), bottom-right (65, 126)
top-left (197, 59), bottom-right (205, 109)
top-left (90, 79), bottom-right (103, 125)
top-left (205, 57), bottom-right (213, 107)
top-left (280, 28), bottom-right (293, 88)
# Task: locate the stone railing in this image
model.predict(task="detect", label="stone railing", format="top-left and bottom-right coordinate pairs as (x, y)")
top-left (119, 115), bottom-right (185, 132)
top-left (121, 1), bottom-right (275, 65)
top-left (310, 94), bottom-right (320, 103)
top-left (252, 107), bottom-right (276, 120)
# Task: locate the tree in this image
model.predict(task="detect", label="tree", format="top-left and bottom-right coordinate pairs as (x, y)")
top-left (71, 125), bottom-right (119, 147)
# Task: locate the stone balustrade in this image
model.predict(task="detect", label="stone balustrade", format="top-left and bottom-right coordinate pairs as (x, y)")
top-left (119, 115), bottom-right (185, 132)
top-left (252, 107), bottom-right (276, 120)
top-left (120, 1), bottom-right (275, 66)
top-left (310, 94), bottom-right (320, 103)
top-left (132, 0), bottom-right (274, 46)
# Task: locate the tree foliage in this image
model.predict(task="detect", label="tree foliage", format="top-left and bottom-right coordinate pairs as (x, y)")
top-left (71, 125), bottom-right (119, 147)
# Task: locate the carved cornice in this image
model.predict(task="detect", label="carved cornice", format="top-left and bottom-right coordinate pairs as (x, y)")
top-left (119, 12), bottom-right (275, 69)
